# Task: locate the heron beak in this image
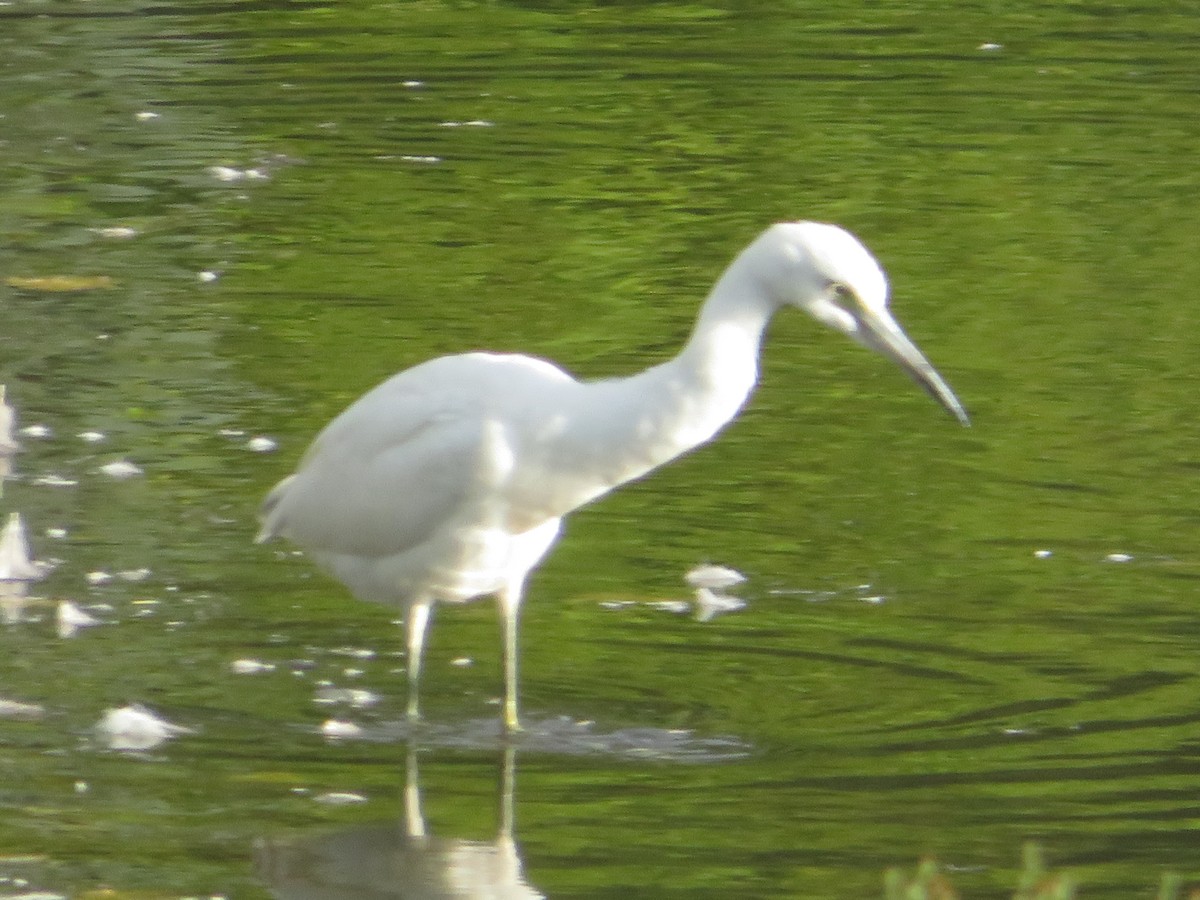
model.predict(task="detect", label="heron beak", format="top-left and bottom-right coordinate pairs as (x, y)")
top-left (855, 307), bottom-right (970, 427)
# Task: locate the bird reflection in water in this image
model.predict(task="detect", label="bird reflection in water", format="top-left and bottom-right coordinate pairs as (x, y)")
top-left (0, 384), bottom-right (19, 496)
top-left (0, 512), bottom-right (42, 625)
top-left (0, 579), bottom-right (28, 626)
top-left (0, 385), bottom-right (18, 457)
top-left (255, 745), bottom-right (543, 899)
top-left (1, 389), bottom-right (38, 624)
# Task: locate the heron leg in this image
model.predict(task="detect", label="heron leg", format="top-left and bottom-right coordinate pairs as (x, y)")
top-left (405, 600), bottom-right (433, 722)
top-left (497, 581), bottom-right (524, 733)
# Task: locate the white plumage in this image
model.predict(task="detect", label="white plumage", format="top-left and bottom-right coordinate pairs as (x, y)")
top-left (258, 222), bottom-right (968, 730)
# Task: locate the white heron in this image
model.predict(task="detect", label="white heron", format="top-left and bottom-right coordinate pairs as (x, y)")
top-left (257, 222), bottom-right (969, 732)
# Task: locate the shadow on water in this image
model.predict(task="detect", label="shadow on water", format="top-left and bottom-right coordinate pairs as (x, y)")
top-left (349, 715), bottom-right (752, 763)
top-left (257, 745), bottom-right (537, 900)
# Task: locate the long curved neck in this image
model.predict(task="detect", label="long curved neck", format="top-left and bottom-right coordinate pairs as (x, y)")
top-left (554, 254), bottom-right (781, 499)
top-left (659, 259), bottom-right (778, 449)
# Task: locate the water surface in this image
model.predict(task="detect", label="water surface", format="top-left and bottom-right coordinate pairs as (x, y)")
top-left (1, 2), bottom-right (1199, 897)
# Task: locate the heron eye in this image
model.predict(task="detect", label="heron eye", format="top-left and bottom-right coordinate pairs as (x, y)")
top-left (829, 282), bottom-right (853, 304)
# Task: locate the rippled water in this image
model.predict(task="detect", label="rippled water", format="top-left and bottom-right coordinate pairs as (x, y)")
top-left (2, 2), bottom-right (1199, 897)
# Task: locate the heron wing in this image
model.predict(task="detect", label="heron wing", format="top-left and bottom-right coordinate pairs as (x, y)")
top-left (257, 353), bottom-right (574, 559)
top-left (258, 376), bottom-right (489, 559)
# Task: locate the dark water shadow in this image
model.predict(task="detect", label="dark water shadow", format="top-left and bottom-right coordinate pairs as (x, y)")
top-left (345, 714), bottom-right (753, 763)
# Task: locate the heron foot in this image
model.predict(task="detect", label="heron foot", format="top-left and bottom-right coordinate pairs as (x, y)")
top-left (503, 700), bottom-right (522, 734)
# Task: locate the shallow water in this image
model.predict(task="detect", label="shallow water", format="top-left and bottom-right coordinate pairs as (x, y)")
top-left (2, 2), bottom-right (1200, 897)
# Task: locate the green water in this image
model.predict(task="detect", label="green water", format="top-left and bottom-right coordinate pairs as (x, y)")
top-left (2, 2), bottom-right (1199, 897)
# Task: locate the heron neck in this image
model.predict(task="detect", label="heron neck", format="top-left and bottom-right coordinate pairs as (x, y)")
top-left (595, 257), bottom-right (777, 473)
top-left (666, 258), bottom-right (778, 443)
top-left (685, 256), bottom-right (778, 373)
top-left (533, 253), bottom-right (780, 515)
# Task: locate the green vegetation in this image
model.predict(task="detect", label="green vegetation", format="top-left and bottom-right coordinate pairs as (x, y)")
top-left (885, 844), bottom-right (1197, 900)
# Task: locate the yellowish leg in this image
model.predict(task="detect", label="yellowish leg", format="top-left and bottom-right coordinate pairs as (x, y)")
top-left (498, 582), bottom-right (524, 733)
top-left (405, 600), bottom-right (433, 722)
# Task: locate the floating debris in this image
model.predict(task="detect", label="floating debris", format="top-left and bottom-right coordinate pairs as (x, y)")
top-left (99, 459), bottom-right (143, 479)
top-left (198, 270), bottom-right (220, 283)
top-left (1105, 552), bottom-right (1134, 563)
top-left (768, 583), bottom-right (874, 604)
top-left (313, 686), bottom-right (379, 708)
top-left (21, 423), bottom-right (52, 439)
top-left (450, 656), bottom-right (474, 667)
top-left (135, 110), bottom-right (160, 121)
top-left (1034, 549), bottom-right (1053, 559)
top-left (329, 646), bottom-right (377, 660)
top-left (118, 567), bottom-right (151, 582)
top-left (0, 697), bottom-right (45, 719)
top-left (78, 430), bottom-right (106, 443)
top-left (312, 791), bottom-right (368, 805)
top-left (438, 119), bottom-right (494, 128)
top-left (684, 563), bottom-right (746, 591)
top-left (0, 385), bottom-right (17, 454)
top-left (851, 584), bottom-right (888, 604)
top-left (208, 164), bottom-right (268, 182)
top-left (32, 474), bottom-right (78, 487)
top-left (6, 275), bottom-right (115, 292)
top-left (0, 513), bottom-right (42, 581)
top-left (95, 704), bottom-right (192, 751)
top-left (85, 570), bottom-right (113, 585)
top-left (399, 155), bottom-right (442, 164)
top-left (320, 718), bottom-right (363, 740)
top-left (694, 587), bottom-right (747, 623)
top-left (230, 658), bottom-right (276, 675)
top-left (45, 527), bottom-right (67, 539)
top-left (649, 599), bottom-right (690, 615)
top-left (130, 598), bottom-right (159, 620)
top-left (978, 42), bottom-right (1003, 51)
top-left (247, 435), bottom-right (277, 453)
top-left (91, 226), bottom-right (138, 239)
top-left (57, 601), bottom-right (102, 639)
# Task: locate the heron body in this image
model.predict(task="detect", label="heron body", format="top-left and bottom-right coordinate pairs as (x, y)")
top-left (257, 222), bottom-right (969, 731)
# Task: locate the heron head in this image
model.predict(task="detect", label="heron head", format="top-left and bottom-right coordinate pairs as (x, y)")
top-left (754, 222), bottom-right (970, 427)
